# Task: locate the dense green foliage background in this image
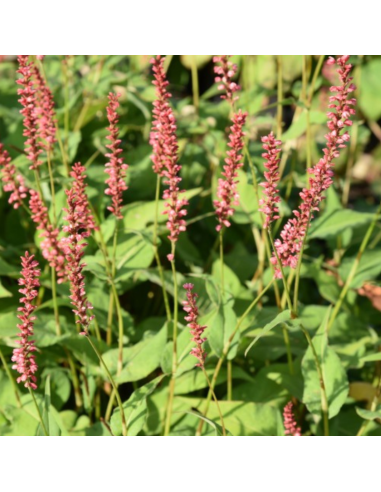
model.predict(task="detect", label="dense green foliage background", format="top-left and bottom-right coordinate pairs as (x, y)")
top-left (1, 55), bottom-right (381, 436)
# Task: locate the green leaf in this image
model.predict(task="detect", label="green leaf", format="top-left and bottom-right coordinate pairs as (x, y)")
top-left (0, 281), bottom-right (12, 298)
top-left (282, 111), bottom-right (327, 141)
top-left (208, 302), bottom-right (239, 360)
top-left (339, 250), bottom-right (381, 289)
top-left (103, 326), bottom-right (167, 384)
top-left (179, 410), bottom-right (229, 436)
top-left (111, 376), bottom-right (164, 436)
top-left (356, 407), bottom-right (381, 422)
top-left (302, 310), bottom-right (349, 419)
top-left (245, 311), bottom-right (291, 357)
top-left (361, 353), bottom-right (381, 363)
top-left (309, 210), bottom-right (374, 240)
top-left (360, 59), bottom-right (381, 120)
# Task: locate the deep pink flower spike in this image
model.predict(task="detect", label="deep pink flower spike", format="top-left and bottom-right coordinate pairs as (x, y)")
top-left (183, 284), bottom-right (208, 368)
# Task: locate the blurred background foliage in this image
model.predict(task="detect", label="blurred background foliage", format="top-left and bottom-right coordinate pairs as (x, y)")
top-left (0, 55), bottom-right (381, 436)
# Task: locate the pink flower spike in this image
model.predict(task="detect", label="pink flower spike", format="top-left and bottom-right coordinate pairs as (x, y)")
top-left (32, 63), bottom-right (57, 151)
top-left (150, 56), bottom-right (188, 247)
top-left (36, 55), bottom-right (45, 61)
top-left (105, 93), bottom-right (128, 220)
top-left (213, 55), bottom-right (241, 103)
top-left (29, 189), bottom-right (68, 282)
top-left (17, 55), bottom-right (42, 170)
top-left (271, 55), bottom-right (356, 278)
top-left (0, 143), bottom-right (29, 209)
top-left (183, 284), bottom-right (207, 368)
top-left (11, 252), bottom-right (40, 391)
top-left (214, 110), bottom-right (247, 232)
top-left (283, 402), bottom-right (301, 436)
top-left (259, 133), bottom-right (282, 229)
top-left (70, 163), bottom-right (98, 234)
top-left (63, 184), bottom-right (95, 335)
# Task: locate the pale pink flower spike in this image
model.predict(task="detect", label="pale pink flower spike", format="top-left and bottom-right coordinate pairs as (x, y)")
top-left (183, 284), bottom-right (208, 368)
top-left (271, 56), bottom-right (356, 278)
top-left (214, 110), bottom-right (247, 232)
top-left (283, 402), bottom-right (301, 436)
top-left (259, 133), bottom-right (282, 230)
top-left (12, 252), bottom-right (40, 390)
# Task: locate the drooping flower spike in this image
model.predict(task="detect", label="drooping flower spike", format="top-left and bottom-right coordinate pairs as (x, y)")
top-left (0, 143), bottom-right (29, 209)
top-left (105, 92), bottom-right (128, 220)
top-left (259, 133), bottom-right (282, 230)
top-left (183, 284), bottom-right (208, 368)
top-left (12, 253), bottom-right (40, 390)
top-left (150, 55), bottom-right (188, 256)
top-left (36, 55), bottom-right (45, 61)
top-left (283, 402), bottom-right (301, 437)
top-left (63, 181), bottom-right (95, 335)
top-left (29, 190), bottom-right (68, 282)
top-left (17, 55), bottom-right (42, 170)
top-left (213, 55), bottom-right (241, 103)
top-left (271, 55), bottom-right (356, 278)
top-left (214, 110), bottom-right (247, 232)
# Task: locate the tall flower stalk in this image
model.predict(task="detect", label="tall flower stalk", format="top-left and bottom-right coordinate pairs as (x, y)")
top-left (11, 252), bottom-right (48, 436)
top-left (150, 55), bottom-right (188, 436)
top-left (63, 174), bottom-right (128, 436)
top-left (16, 55), bottom-right (42, 171)
top-left (183, 284), bottom-right (226, 435)
top-left (104, 93), bottom-right (128, 402)
top-left (213, 56), bottom-right (246, 401)
top-left (271, 56), bottom-right (356, 287)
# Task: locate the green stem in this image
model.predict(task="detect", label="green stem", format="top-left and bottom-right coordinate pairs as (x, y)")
top-left (164, 245), bottom-right (178, 436)
top-left (268, 230), bottom-right (294, 315)
top-left (293, 213), bottom-right (312, 315)
top-left (51, 268), bottom-right (61, 337)
top-left (328, 203), bottom-right (381, 331)
top-left (85, 335), bottom-right (127, 436)
top-left (29, 389), bottom-right (49, 436)
top-left (191, 56), bottom-right (200, 112)
top-left (153, 175), bottom-right (172, 322)
top-left (219, 229), bottom-right (225, 298)
top-left (300, 325), bottom-right (329, 437)
top-left (0, 346), bottom-right (22, 408)
top-left (202, 368), bottom-right (226, 436)
top-left (197, 280), bottom-right (275, 436)
top-left (277, 55), bottom-right (283, 139)
top-left (47, 151), bottom-right (57, 225)
top-left (65, 350), bottom-right (83, 409)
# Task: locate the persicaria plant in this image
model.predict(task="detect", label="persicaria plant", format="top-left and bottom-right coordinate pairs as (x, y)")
top-left (0, 55), bottom-right (380, 438)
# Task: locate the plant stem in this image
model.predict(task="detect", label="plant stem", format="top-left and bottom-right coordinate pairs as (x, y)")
top-left (219, 229), bottom-right (225, 298)
top-left (29, 389), bottom-right (49, 436)
top-left (197, 280), bottom-right (274, 436)
top-left (328, 203), bottom-right (381, 331)
top-left (293, 213), bottom-right (312, 315)
top-left (164, 245), bottom-right (179, 436)
top-left (191, 56), bottom-right (200, 112)
top-left (51, 268), bottom-right (61, 337)
top-left (277, 55), bottom-right (283, 139)
top-left (0, 346), bottom-right (22, 408)
top-left (47, 151), bottom-right (57, 225)
top-left (65, 350), bottom-right (83, 409)
top-left (268, 230), bottom-right (294, 315)
top-left (300, 325), bottom-right (330, 437)
top-left (85, 335), bottom-right (127, 436)
top-left (153, 175), bottom-right (172, 322)
top-left (202, 368), bottom-right (226, 436)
